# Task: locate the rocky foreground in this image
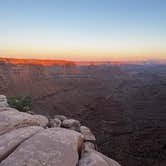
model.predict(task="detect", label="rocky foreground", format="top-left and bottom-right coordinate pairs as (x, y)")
top-left (0, 95), bottom-right (121, 166)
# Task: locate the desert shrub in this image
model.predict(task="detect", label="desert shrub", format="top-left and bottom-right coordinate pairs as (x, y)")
top-left (7, 95), bottom-right (32, 112)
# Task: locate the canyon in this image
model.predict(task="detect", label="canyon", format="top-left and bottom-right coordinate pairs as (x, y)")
top-left (0, 58), bottom-right (166, 165)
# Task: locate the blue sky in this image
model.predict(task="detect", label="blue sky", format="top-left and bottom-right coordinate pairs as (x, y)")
top-left (0, 0), bottom-right (166, 61)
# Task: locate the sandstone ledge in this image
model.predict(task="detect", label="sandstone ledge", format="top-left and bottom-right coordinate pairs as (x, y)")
top-left (0, 95), bottom-right (121, 166)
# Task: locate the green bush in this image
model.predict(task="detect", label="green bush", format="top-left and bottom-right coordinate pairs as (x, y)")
top-left (7, 95), bottom-right (32, 112)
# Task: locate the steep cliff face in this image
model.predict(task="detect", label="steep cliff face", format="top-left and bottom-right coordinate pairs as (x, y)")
top-left (0, 95), bottom-right (121, 166)
top-left (0, 62), bottom-right (78, 98)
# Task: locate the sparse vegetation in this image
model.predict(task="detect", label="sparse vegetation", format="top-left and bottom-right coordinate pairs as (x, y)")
top-left (7, 95), bottom-right (32, 112)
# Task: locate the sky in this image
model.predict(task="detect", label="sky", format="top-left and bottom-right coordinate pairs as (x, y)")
top-left (0, 0), bottom-right (166, 61)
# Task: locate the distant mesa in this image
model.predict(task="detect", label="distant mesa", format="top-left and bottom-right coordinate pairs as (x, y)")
top-left (0, 57), bottom-right (165, 66)
top-left (0, 57), bottom-right (75, 66)
top-left (0, 57), bottom-right (114, 66)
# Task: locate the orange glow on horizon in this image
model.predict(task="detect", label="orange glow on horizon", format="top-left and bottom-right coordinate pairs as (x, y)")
top-left (0, 48), bottom-right (166, 62)
top-left (0, 57), bottom-right (129, 66)
top-left (0, 57), bottom-right (75, 66)
top-left (0, 57), bottom-right (166, 66)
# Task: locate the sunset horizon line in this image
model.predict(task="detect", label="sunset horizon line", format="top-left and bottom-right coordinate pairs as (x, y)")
top-left (0, 56), bottom-right (166, 66)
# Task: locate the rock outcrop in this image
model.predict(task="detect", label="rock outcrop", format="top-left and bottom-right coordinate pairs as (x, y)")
top-left (80, 126), bottom-right (96, 142)
top-left (1, 128), bottom-right (83, 166)
top-left (0, 95), bottom-right (121, 166)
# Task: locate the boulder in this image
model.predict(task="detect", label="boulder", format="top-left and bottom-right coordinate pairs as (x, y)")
top-left (32, 115), bottom-right (49, 128)
top-left (80, 126), bottom-right (96, 141)
top-left (79, 151), bottom-right (109, 166)
top-left (54, 115), bottom-right (67, 121)
top-left (81, 142), bottom-right (95, 156)
top-left (93, 151), bottom-right (121, 166)
top-left (49, 118), bottom-right (61, 127)
top-left (0, 108), bottom-right (48, 135)
top-left (0, 95), bottom-right (8, 107)
top-left (0, 126), bottom-right (43, 161)
top-left (79, 150), bottom-right (121, 166)
top-left (62, 119), bottom-right (81, 130)
top-left (0, 128), bottom-right (84, 166)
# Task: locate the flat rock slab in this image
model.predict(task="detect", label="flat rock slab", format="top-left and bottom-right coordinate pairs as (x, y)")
top-left (0, 108), bottom-right (48, 135)
top-left (0, 126), bottom-right (43, 162)
top-left (79, 150), bottom-right (121, 166)
top-left (0, 128), bottom-right (84, 166)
